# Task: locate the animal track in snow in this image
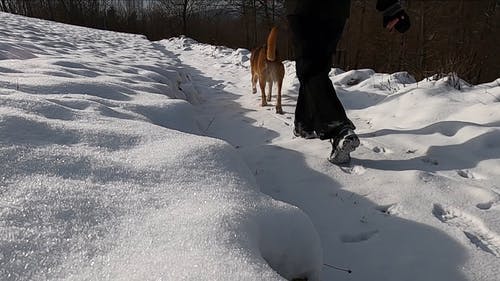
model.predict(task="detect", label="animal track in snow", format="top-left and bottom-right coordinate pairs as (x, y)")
top-left (375, 203), bottom-right (399, 215)
top-left (456, 169), bottom-right (486, 180)
top-left (432, 204), bottom-right (500, 257)
top-left (360, 140), bottom-right (392, 154)
top-left (476, 196), bottom-right (499, 211)
top-left (476, 201), bottom-right (494, 210)
top-left (474, 188), bottom-right (499, 210)
top-left (340, 230), bottom-right (379, 243)
top-left (372, 146), bottom-right (392, 154)
top-left (421, 157), bottom-right (439, 165)
top-left (457, 170), bottom-right (473, 178)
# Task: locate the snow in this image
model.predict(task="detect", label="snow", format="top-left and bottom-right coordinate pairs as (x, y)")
top-left (1, 11), bottom-right (500, 281)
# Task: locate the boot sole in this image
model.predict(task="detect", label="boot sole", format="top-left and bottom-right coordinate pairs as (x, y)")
top-left (329, 135), bottom-right (360, 164)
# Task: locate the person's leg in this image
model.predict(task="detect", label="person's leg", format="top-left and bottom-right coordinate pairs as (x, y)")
top-left (309, 19), bottom-right (359, 163)
top-left (304, 70), bottom-right (355, 139)
top-left (288, 15), bottom-right (355, 140)
top-left (288, 15), bottom-right (359, 163)
top-left (306, 18), bottom-right (355, 139)
top-left (288, 15), bottom-right (314, 137)
top-left (293, 83), bottom-right (316, 138)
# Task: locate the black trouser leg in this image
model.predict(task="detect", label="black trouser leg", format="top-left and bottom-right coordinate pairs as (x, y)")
top-left (294, 82), bottom-right (313, 132)
top-left (288, 15), bottom-right (355, 140)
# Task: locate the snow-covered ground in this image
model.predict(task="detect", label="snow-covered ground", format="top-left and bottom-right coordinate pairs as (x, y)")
top-left (1, 12), bottom-right (499, 281)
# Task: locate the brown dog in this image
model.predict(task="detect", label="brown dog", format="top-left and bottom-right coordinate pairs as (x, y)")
top-left (250, 26), bottom-right (285, 114)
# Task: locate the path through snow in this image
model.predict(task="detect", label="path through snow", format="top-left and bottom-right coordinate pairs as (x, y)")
top-left (160, 37), bottom-right (500, 281)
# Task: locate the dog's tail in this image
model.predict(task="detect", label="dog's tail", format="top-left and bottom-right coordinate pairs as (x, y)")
top-left (266, 26), bottom-right (279, 62)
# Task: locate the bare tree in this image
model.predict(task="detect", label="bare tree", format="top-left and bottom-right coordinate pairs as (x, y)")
top-left (1, 0), bottom-right (497, 84)
top-left (156, 0), bottom-right (206, 35)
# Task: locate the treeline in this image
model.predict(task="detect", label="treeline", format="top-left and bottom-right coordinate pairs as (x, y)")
top-left (341, 0), bottom-right (499, 85)
top-left (1, 0), bottom-right (498, 84)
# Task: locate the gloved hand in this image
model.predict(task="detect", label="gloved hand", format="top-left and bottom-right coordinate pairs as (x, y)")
top-left (377, 1), bottom-right (411, 33)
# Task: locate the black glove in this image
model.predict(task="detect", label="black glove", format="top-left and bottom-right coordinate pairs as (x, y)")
top-left (385, 9), bottom-right (410, 33)
top-left (377, 1), bottom-right (411, 33)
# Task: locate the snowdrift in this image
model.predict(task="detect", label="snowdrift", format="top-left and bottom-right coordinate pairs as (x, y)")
top-left (0, 12), bottom-right (322, 281)
top-left (2, 11), bottom-right (500, 281)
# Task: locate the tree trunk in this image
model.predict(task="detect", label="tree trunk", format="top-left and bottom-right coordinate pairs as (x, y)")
top-left (418, 1), bottom-right (426, 74)
top-left (0, 0), bottom-right (6, 12)
top-left (182, 0), bottom-right (188, 35)
top-left (354, 0), bottom-right (366, 69)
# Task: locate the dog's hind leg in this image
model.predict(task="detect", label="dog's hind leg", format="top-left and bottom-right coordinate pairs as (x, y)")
top-left (259, 77), bottom-right (267, 107)
top-left (251, 73), bottom-right (258, 94)
top-left (267, 81), bottom-right (273, 102)
top-left (275, 78), bottom-right (283, 114)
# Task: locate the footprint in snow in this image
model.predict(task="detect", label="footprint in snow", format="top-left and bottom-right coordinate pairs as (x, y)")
top-left (457, 170), bottom-right (473, 179)
top-left (372, 146), bottom-right (392, 154)
top-left (476, 195), bottom-right (499, 211)
top-left (476, 201), bottom-right (494, 210)
top-left (375, 203), bottom-right (399, 215)
top-left (359, 141), bottom-right (391, 154)
top-left (432, 203), bottom-right (500, 257)
top-left (340, 230), bottom-right (379, 243)
top-left (213, 83), bottom-right (226, 90)
top-left (340, 165), bottom-right (366, 175)
top-left (421, 157), bottom-right (439, 165)
top-left (456, 169), bottom-right (486, 180)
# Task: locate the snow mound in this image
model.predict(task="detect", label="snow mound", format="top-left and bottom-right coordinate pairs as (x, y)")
top-left (422, 73), bottom-right (472, 91)
top-left (390, 71), bottom-right (417, 84)
top-left (331, 70), bottom-right (416, 94)
top-left (162, 37), bottom-right (251, 67)
top-left (333, 69), bottom-right (376, 86)
top-left (0, 12), bottom-right (323, 281)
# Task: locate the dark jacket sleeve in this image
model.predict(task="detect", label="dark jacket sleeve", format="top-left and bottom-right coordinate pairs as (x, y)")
top-left (285, 0), bottom-right (351, 20)
top-left (376, 0), bottom-right (402, 14)
top-left (376, 0), bottom-right (410, 33)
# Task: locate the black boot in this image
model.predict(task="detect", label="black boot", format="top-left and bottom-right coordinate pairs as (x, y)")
top-left (328, 128), bottom-right (360, 164)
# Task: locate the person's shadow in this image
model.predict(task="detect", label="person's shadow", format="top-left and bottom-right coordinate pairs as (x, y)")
top-left (172, 53), bottom-right (469, 280)
top-left (358, 122), bottom-right (500, 172)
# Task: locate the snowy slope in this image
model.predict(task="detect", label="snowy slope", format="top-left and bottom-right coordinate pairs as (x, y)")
top-left (0, 12), bottom-right (321, 281)
top-left (1, 11), bottom-right (500, 281)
